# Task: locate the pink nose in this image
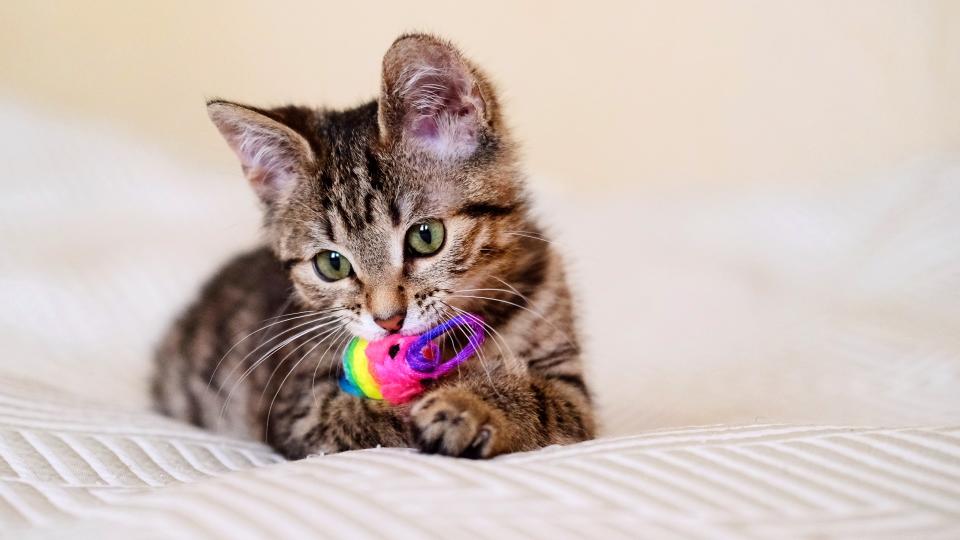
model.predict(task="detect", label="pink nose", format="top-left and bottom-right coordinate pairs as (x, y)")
top-left (375, 313), bottom-right (405, 333)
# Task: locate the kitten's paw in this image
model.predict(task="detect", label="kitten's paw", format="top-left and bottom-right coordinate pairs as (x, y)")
top-left (409, 389), bottom-right (498, 459)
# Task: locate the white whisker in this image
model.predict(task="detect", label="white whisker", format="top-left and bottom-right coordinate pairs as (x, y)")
top-left (448, 292), bottom-right (577, 349)
top-left (207, 309), bottom-right (337, 389)
top-left (214, 311), bottom-right (346, 397)
top-left (489, 276), bottom-right (536, 307)
top-left (311, 326), bottom-right (353, 409)
top-left (266, 322), bottom-right (349, 436)
top-left (437, 300), bottom-right (514, 396)
top-left (439, 303), bottom-right (502, 396)
top-left (219, 316), bottom-right (347, 420)
top-left (505, 231), bottom-right (556, 245)
top-left (258, 322), bottom-right (346, 407)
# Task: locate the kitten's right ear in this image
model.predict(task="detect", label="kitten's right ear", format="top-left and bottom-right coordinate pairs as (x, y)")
top-left (207, 100), bottom-right (314, 204)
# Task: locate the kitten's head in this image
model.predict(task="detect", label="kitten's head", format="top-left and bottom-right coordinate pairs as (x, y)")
top-left (208, 34), bottom-right (541, 341)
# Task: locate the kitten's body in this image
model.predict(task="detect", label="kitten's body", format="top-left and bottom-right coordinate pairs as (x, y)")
top-left (153, 35), bottom-right (594, 458)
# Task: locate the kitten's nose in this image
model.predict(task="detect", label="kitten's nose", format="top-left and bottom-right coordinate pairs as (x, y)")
top-left (374, 312), bottom-right (406, 333)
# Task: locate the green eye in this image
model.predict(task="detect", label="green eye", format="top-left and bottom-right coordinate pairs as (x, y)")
top-left (406, 219), bottom-right (446, 256)
top-left (313, 250), bottom-right (352, 281)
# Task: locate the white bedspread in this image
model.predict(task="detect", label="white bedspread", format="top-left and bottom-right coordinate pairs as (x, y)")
top-left (1, 102), bottom-right (959, 538)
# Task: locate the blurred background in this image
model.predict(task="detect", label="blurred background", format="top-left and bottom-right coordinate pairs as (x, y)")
top-left (1, 1), bottom-right (958, 435)
top-left (2, 1), bottom-right (958, 190)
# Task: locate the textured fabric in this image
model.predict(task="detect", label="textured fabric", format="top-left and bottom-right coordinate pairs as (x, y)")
top-left (2, 378), bottom-right (959, 539)
top-left (2, 101), bottom-right (960, 538)
top-left (0, 377), bottom-right (280, 530)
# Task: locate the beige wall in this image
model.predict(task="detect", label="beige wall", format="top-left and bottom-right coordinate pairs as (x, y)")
top-left (1, 1), bottom-right (957, 191)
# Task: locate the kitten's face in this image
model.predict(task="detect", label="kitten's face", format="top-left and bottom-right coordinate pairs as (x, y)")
top-left (208, 35), bottom-right (530, 341)
top-left (276, 134), bottom-right (523, 341)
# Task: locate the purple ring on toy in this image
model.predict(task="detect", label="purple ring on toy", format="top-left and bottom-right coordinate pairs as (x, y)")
top-left (406, 313), bottom-right (486, 376)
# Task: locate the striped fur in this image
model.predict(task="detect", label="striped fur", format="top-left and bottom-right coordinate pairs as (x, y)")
top-left (152, 34), bottom-right (595, 459)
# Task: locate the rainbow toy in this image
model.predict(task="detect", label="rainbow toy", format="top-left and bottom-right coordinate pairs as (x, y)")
top-left (340, 313), bottom-right (485, 405)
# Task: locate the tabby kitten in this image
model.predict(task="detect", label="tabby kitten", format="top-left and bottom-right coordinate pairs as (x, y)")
top-left (152, 34), bottom-right (595, 459)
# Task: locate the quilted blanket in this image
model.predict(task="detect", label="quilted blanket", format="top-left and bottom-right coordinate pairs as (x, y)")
top-left (2, 102), bottom-right (959, 538)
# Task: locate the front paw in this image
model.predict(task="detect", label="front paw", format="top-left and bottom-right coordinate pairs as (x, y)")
top-left (409, 388), bottom-right (499, 459)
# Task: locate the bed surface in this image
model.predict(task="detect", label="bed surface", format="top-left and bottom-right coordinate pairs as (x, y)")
top-left (2, 103), bottom-right (959, 538)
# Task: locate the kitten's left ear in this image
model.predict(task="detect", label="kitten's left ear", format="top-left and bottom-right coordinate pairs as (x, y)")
top-left (207, 100), bottom-right (315, 204)
top-left (378, 34), bottom-right (501, 160)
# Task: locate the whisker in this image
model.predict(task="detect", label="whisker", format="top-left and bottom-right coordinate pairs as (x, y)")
top-left (219, 316), bottom-right (347, 419)
top-left (455, 287), bottom-right (530, 299)
top-left (447, 293), bottom-right (544, 321)
top-left (329, 333), bottom-right (351, 398)
top-left (438, 303), bottom-right (501, 396)
top-left (311, 326), bottom-right (352, 409)
top-left (214, 311), bottom-right (346, 398)
top-left (438, 306), bottom-right (461, 383)
top-left (437, 300), bottom-right (513, 398)
top-left (504, 231), bottom-right (557, 245)
top-left (432, 303), bottom-right (470, 385)
top-left (257, 322), bottom-right (346, 408)
top-left (207, 309), bottom-right (335, 389)
top-left (506, 229), bottom-right (548, 236)
top-left (260, 306), bottom-right (343, 323)
top-left (441, 300), bottom-right (519, 363)
top-left (428, 304), bottom-right (459, 378)
top-left (266, 322), bottom-right (349, 436)
top-left (486, 277), bottom-right (580, 352)
top-left (489, 275), bottom-right (536, 307)
top-left (447, 293), bottom-right (577, 350)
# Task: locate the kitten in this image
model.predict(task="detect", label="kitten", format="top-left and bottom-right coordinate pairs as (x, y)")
top-left (152, 34), bottom-right (595, 459)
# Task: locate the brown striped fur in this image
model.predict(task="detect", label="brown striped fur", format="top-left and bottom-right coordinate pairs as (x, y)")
top-left (152, 34), bottom-right (595, 459)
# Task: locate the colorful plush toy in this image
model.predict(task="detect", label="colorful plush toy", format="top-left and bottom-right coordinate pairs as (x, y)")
top-left (340, 313), bottom-right (485, 404)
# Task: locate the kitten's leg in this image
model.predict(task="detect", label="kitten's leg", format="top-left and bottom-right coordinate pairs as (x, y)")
top-left (409, 365), bottom-right (595, 459)
top-left (266, 379), bottom-right (409, 459)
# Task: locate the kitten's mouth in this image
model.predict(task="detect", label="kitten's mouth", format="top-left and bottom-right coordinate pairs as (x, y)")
top-left (397, 318), bottom-right (439, 338)
top-left (352, 323), bottom-right (425, 342)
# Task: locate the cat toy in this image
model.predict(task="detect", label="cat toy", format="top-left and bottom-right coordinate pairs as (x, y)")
top-left (340, 313), bottom-right (486, 404)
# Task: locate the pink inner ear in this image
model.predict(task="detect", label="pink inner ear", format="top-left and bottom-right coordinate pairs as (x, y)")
top-left (227, 123), bottom-right (302, 199)
top-left (398, 64), bottom-right (483, 159)
top-left (410, 102), bottom-right (477, 140)
top-left (410, 115), bottom-right (439, 139)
